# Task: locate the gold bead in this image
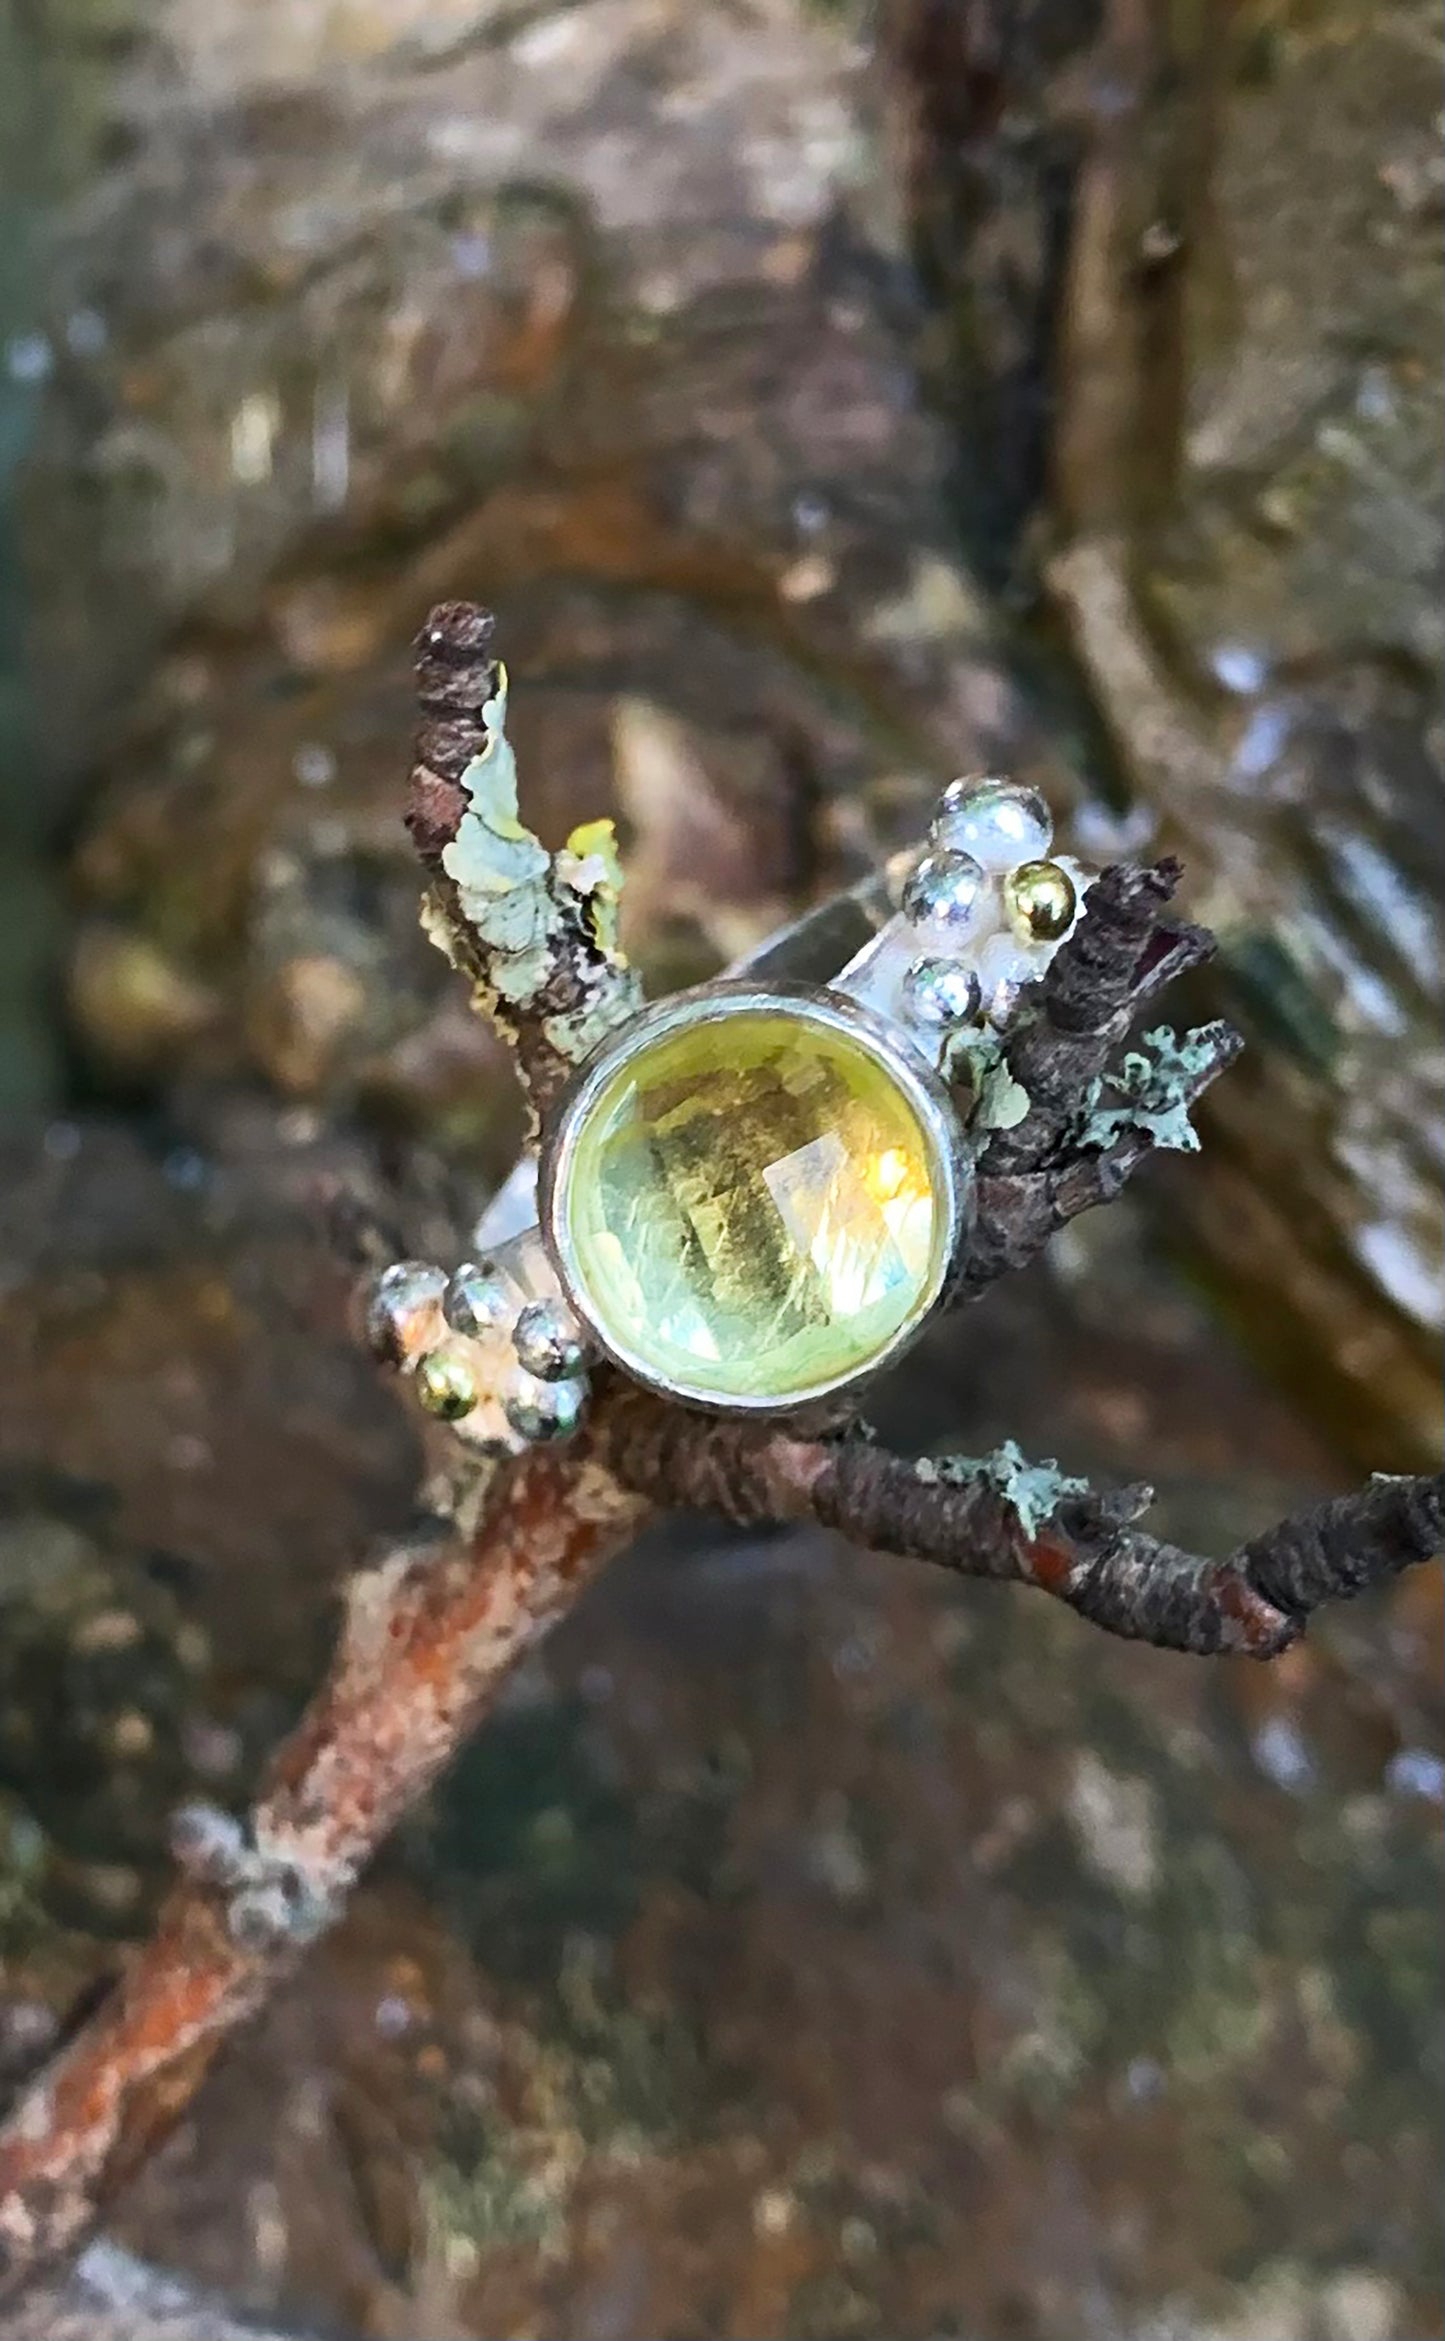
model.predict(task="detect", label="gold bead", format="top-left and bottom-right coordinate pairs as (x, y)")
top-left (1003, 858), bottom-right (1077, 944)
top-left (415, 1347), bottom-right (480, 1421)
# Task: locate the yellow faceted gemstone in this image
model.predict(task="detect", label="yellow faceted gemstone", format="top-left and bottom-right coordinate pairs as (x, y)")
top-left (551, 1000), bottom-right (950, 1405)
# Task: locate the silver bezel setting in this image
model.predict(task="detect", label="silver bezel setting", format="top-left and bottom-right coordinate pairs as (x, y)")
top-left (538, 980), bottom-right (973, 1416)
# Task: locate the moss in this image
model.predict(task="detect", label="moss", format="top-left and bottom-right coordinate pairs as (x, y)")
top-left (419, 1949), bottom-right (704, 2264)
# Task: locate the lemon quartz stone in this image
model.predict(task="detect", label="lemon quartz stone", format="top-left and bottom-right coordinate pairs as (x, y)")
top-left (551, 999), bottom-right (951, 1405)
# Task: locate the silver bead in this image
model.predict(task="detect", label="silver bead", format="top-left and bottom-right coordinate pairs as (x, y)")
top-left (365, 1260), bottom-right (445, 1363)
top-left (986, 979), bottom-right (1023, 1030)
top-left (901, 956), bottom-right (983, 1030)
top-left (900, 848), bottom-right (988, 939)
top-left (504, 1376), bottom-right (589, 1444)
top-left (932, 778), bottom-right (1052, 872)
top-left (976, 930), bottom-right (1039, 1029)
top-left (443, 1261), bottom-right (511, 1339)
top-left (513, 1297), bottom-right (589, 1382)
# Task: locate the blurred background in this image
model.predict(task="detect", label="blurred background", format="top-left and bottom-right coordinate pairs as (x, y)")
top-left (0, 2), bottom-right (1440, 2335)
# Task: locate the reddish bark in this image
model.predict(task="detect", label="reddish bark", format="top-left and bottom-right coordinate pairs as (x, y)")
top-left (0, 1451), bottom-right (646, 2291)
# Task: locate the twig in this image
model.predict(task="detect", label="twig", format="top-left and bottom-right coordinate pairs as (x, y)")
top-left (944, 857), bottom-right (1240, 1297)
top-left (2, 1383), bottom-right (1437, 2292)
top-left (957, 1018), bottom-right (1245, 1297)
top-left (589, 1392), bottom-right (1445, 1658)
top-left (981, 858), bottom-right (1212, 1177)
top-left (0, 602), bottom-right (1436, 2306)
top-left (0, 1453), bottom-right (646, 2294)
top-left (406, 602), bottom-right (640, 1123)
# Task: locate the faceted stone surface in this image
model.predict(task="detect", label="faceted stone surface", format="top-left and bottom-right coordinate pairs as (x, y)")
top-left (554, 1005), bottom-right (948, 1403)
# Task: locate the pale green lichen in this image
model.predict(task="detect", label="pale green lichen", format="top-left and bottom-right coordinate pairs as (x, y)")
top-left (936, 1440), bottom-right (1087, 1537)
top-left (1080, 1024), bottom-right (1223, 1154)
top-left (432, 677), bottom-right (639, 1066)
top-left (419, 891), bottom-right (462, 967)
top-left (558, 818), bottom-right (626, 957)
top-left (540, 991), bottom-right (638, 1067)
top-left (948, 1030), bottom-right (1032, 1132)
top-left (491, 942), bottom-right (560, 1007)
top-left (440, 670), bottom-right (558, 959)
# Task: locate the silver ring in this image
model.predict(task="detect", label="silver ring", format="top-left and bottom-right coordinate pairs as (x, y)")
top-left (540, 980), bottom-right (973, 1413)
top-left (369, 779), bottom-right (1092, 1449)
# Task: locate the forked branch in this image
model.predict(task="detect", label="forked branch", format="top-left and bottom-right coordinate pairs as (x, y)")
top-left (0, 604), bottom-right (1437, 2308)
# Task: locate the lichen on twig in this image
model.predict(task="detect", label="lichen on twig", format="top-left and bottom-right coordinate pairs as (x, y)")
top-left (0, 601), bottom-right (1438, 2311)
top-left (1076, 1023), bottom-right (1232, 1155)
top-left (408, 602), bottom-right (640, 1123)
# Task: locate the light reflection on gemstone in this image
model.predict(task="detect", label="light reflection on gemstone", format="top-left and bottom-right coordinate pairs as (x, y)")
top-left (550, 1003), bottom-right (950, 1404)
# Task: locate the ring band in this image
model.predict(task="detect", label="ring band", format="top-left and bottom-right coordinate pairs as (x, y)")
top-left (370, 779), bottom-right (1092, 1447)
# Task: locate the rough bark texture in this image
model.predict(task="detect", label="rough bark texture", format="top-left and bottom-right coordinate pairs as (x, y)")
top-left (983, 858), bottom-right (1195, 1174)
top-left (591, 1390), bottom-right (1444, 1661)
top-left (956, 1021), bottom-right (1246, 1296)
